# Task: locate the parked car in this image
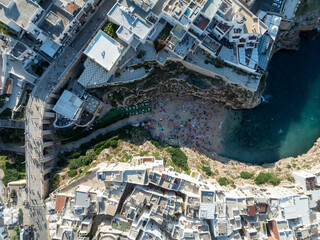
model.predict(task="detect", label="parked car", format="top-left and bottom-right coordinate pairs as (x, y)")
top-left (272, 2), bottom-right (281, 8)
top-left (274, 0), bottom-right (282, 4)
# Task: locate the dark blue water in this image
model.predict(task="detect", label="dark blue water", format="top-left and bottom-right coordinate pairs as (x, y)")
top-left (221, 34), bottom-right (320, 164)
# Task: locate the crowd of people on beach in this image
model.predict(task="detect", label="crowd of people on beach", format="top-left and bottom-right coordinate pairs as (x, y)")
top-left (147, 95), bottom-right (225, 152)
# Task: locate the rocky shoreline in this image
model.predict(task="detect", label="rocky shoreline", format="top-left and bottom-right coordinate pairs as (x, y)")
top-left (274, 10), bottom-right (320, 53)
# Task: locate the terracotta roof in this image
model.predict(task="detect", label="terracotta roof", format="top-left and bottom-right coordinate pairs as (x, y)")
top-left (64, 2), bottom-right (79, 15)
top-left (55, 195), bottom-right (67, 212)
top-left (247, 205), bottom-right (256, 217)
top-left (143, 157), bottom-right (153, 162)
top-left (3, 79), bottom-right (11, 95)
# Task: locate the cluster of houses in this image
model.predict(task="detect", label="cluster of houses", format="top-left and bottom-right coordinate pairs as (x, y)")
top-left (0, 0), bottom-right (100, 112)
top-left (45, 156), bottom-right (320, 239)
top-left (75, 0), bottom-right (282, 89)
top-left (0, 0), bottom-right (100, 57)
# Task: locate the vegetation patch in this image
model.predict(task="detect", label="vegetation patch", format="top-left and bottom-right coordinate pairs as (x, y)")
top-left (218, 177), bottom-right (234, 187)
top-left (0, 108), bottom-right (12, 119)
top-left (166, 147), bottom-right (189, 171)
top-left (103, 22), bottom-right (119, 38)
top-left (0, 23), bottom-right (9, 35)
top-left (254, 172), bottom-right (281, 185)
top-left (157, 23), bottom-right (173, 40)
top-left (202, 166), bottom-right (213, 177)
top-left (296, 0), bottom-right (320, 16)
top-left (240, 171), bottom-right (254, 179)
top-left (0, 128), bottom-right (24, 144)
top-left (0, 154), bottom-right (25, 186)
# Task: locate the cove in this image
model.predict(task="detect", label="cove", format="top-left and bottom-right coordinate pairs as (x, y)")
top-left (221, 33), bottom-right (320, 164)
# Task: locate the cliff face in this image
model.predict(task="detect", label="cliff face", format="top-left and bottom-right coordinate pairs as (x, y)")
top-left (92, 61), bottom-right (264, 110)
top-left (275, 10), bottom-right (320, 52)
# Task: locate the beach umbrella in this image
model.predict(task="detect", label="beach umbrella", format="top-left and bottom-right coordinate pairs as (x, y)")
top-left (159, 118), bottom-right (163, 121)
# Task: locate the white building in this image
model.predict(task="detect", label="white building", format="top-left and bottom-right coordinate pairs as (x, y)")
top-left (52, 90), bottom-right (83, 120)
top-left (77, 30), bottom-right (125, 88)
top-left (108, 3), bottom-right (154, 49)
top-left (293, 171), bottom-right (319, 191)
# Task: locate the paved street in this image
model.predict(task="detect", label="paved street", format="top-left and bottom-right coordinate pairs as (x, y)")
top-left (24, 0), bottom-right (116, 239)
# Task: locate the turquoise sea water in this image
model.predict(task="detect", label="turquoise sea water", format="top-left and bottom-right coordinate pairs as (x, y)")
top-left (221, 34), bottom-right (320, 164)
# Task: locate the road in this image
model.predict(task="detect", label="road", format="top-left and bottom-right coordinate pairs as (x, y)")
top-left (24, 0), bottom-right (116, 239)
top-left (60, 114), bottom-right (146, 152)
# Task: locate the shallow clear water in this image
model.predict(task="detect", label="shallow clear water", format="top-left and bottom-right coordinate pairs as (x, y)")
top-left (221, 34), bottom-right (320, 164)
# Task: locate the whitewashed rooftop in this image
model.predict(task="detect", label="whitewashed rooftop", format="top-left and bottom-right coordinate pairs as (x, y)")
top-left (84, 30), bottom-right (123, 71)
top-left (52, 90), bottom-right (83, 120)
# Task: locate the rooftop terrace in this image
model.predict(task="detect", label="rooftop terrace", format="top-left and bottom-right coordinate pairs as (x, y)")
top-left (0, 0), bottom-right (41, 29)
top-left (108, 2), bottom-right (151, 41)
top-left (39, 4), bottom-right (73, 40)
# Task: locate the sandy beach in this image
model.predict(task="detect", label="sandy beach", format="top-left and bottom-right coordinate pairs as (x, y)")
top-left (142, 94), bottom-right (228, 154)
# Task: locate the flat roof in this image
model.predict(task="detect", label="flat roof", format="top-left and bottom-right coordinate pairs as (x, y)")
top-left (293, 171), bottom-right (316, 179)
top-left (77, 185), bottom-right (91, 193)
top-left (40, 39), bottom-right (60, 58)
top-left (84, 30), bottom-right (124, 71)
top-left (132, 0), bottom-right (160, 12)
top-left (202, 0), bottom-right (222, 19)
top-left (53, 90), bottom-right (83, 120)
top-left (39, 4), bottom-right (73, 41)
top-left (108, 3), bottom-right (151, 41)
top-left (0, 0), bottom-right (41, 29)
top-left (55, 195), bottom-right (67, 212)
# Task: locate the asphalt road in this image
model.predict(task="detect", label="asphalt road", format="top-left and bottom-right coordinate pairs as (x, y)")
top-left (24, 0), bottom-right (116, 239)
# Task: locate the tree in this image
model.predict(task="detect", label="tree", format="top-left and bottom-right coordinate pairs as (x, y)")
top-left (137, 50), bottom-right (146, 59)
top-left (103, 23), bottom-right (118, 38)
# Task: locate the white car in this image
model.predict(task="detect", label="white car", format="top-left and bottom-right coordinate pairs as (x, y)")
top-left (272, 2), bottom-right (280, 8)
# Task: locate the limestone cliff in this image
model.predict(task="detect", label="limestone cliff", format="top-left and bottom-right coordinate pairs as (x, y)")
top-left (274, 10), bottom-right (320, 52)
top-left (91, 61), bottom-right (265, 110)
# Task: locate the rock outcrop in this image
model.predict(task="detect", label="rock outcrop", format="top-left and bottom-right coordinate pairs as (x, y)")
top-left (274, 10), bottom-right (320, 52)
top-left (91, 61), bottom-right (265, 110)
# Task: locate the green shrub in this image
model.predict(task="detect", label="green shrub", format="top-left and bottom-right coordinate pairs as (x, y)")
top-left (93, 136), bottom-right (119, 155)
top-left (269, 176), bottom-right (281, 185)
top-left (137, 50), bottom-right (146, 59)
top-left (240, 171), bottom-right (254, 179)
top-left (103, 22), bottom-right (119, 38)
top-left (72, 152), bottom-right (80, 158)
top-left (139, 151), bottom-right (149, 156)
top-left (287, 176), bottom-right (295, 183)
top-left (166, 147), bottom-right (189, 171)
top-left (150, 139), bottom-right (161, 149)
top-left (10, 235), bottom-right (19, 240)
top-left (0, 23), bottom-right (9, 35)
top-left (254, 172), bottom-right (272, 185)
top-left (202, 166), bottom-right (212, 176)
top-left (52, 173), bottom-right (59, 189)
top-left (68, 169), bottom-right (77, 177)
top-left (218, 177), bottom-right (230, 186)
top-left (254, 172), bottom-right (281, 185)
